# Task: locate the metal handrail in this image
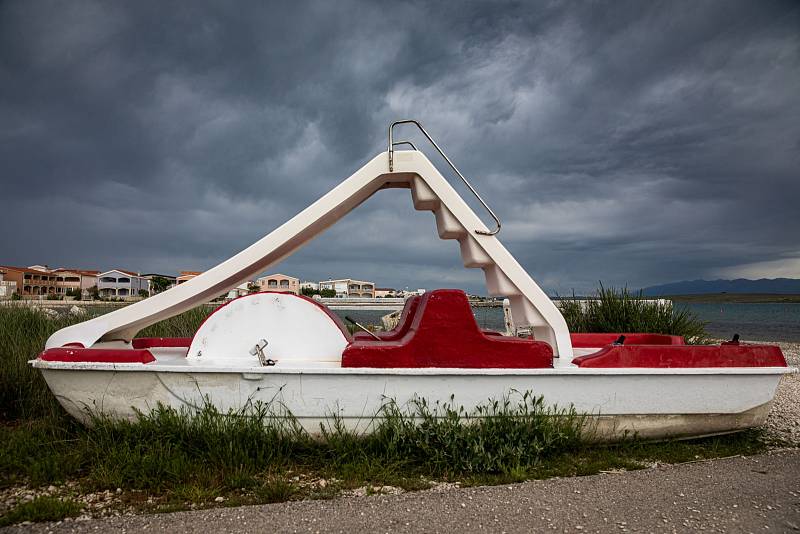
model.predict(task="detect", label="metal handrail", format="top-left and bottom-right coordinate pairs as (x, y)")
top-left (388, 119), bottom-right (501, 236)
top-left (391, 140), bottom-right (418, 150)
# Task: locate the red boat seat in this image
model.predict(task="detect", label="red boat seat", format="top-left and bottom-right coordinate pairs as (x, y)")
top-left (572, 344), bottom-right (787, 368)
top-left (570, 333), bottom-right (685, 348)
top-left (353, 295), bottom-right (421, 341)
top-left (131, 337), bottom-right (193, 349)
top-left (342, 289), bottom-right (553, 368)
top-left (39, 347), bottom-right (156, 364)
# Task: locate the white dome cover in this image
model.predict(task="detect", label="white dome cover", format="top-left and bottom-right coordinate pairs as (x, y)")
top-left (187, 292), bottom-right (349, 366)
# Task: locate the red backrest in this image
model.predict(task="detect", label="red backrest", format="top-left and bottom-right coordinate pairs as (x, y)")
top-left (353, 295), bottom-right (421, 341)
top-left (342, 289), bottom-right (553, 368)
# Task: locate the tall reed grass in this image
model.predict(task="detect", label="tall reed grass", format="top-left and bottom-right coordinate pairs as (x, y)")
top-left (0, 305), bottom-right (84, 420)
top-left (559, 284), bottom-right (708, 343)
top-left (0, 304), bottom-right (211, 421)
top-left (136, 306), bottom-right (212, 338)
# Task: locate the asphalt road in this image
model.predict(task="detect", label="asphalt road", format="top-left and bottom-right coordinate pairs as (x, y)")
top-left (6, 449), bottom-right (800, 533)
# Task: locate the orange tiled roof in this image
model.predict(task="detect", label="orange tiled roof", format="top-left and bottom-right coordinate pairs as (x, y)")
top-left (54, 268), bottom-right (100, 275)
top-left (0, 265), bottom-right (51, 276)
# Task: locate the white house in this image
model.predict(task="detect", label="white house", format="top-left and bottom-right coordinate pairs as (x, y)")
top-left (97, 269), bottom-right (150, 298)
top-left (300, 281), bottom-right (319, 292)
top-left (318, 278), bottom-right (375, 298)
top-left (375, 287), bottom-right (397, 298)
top-left (256, 274), bottom-right (299, 295)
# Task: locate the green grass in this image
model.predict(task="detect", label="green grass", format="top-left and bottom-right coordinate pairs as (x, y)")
top-left (559, 284), bottom-right (709, 343)
top-left (0, 394), bottom-right (584, 491)
top-left (0, 396), bottom-right (770, 504)
top-left (0, 496), bottom-right (82, 527)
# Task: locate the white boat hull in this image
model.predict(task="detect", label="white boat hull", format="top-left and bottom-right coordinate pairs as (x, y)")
top-left (36, 362), bottom-right (784, 440)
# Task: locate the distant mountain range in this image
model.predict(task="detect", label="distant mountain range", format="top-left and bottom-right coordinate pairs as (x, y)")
top-left (642, 278), bottom-right (800, 296)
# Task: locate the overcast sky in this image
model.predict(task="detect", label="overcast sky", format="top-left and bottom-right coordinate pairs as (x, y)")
top-left (1, 1), bottom-right (798, 294)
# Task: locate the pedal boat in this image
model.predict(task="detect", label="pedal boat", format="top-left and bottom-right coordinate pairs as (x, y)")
top-left (32, 120), bottom-right (793, 440)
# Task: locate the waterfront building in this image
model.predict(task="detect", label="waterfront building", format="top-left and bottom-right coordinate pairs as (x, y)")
top-left (0, 265), bottom-right (100, 298)
top-left (52, 268), bottom-right (100, 297)
top-left (375, 288), bottom-right (396, 298)
top-left (97, 269), bottom-right (150, 298)
top-left (0, 269), bottom-right (16, 299)
top-left (51, 270), bottom-right (84, 296)
top-left (226, 282), bottom-right (252, 300)
top-left (177, 271), bottom-right (202, 284)
top-left (256, 274), bottom-right (300, 294)
top-left (300, 281), bottom-right (319, 291)
top-left (318, 278), bottom-right (375, 298)
top-left (0, 265), bottom-right (58, 296)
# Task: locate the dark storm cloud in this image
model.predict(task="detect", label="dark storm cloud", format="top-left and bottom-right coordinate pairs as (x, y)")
top-left (1, 0), bottom-right (798, 293)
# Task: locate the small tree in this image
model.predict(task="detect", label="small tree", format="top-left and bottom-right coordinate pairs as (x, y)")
top-left (138, 289), bottom-right (149, 298)
top-left (87, 285), bottom-right (99, 300)
top-left (150, 276), bottom-right (171, 294)
top-left (320, 288), bottom-right (336, 298)
top-left (247, 283), bottom-right (260, 294)
top-left (65, 287), bottom-right (82, 298)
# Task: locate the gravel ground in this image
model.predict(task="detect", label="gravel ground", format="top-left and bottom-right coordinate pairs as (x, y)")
top-left (5, 450), bottom-right (799, 533)
top-left (757, 340), bottom-right (800, 445)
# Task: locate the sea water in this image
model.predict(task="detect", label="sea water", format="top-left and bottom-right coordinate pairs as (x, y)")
top-left (681, 302), bottom-right (800, 342)
top-left (335, 302), bottom-right (800, 342)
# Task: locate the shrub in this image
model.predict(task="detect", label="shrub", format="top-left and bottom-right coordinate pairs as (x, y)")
top-left (65, 288), bottom-right (82, 299)
top-left (559, 284), bottom-right (708, 343)
top-left (86, 285), bottom-right (99, 299)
